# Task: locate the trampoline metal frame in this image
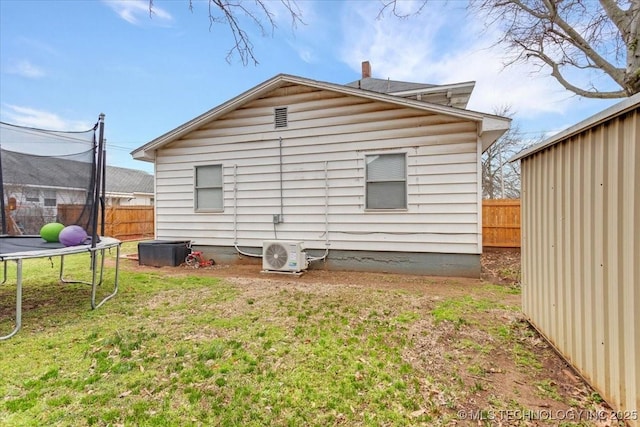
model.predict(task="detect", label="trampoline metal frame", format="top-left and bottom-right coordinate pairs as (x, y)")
top-left (0, 237), bottom-right (120, 340)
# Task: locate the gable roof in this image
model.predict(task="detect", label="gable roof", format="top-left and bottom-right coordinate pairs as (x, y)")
top-left (104, 164), bottom-right (154, 196)
top-left (131, 74), bottom-right (509, 162)
top-left (1, 149), bottom-right (153, 196)
top-left (344, 77), bottom-right (475, 109)
top-left (345, 77), bottom-right (437, 93)
top-left (1, 149), bottom-right (91, 191)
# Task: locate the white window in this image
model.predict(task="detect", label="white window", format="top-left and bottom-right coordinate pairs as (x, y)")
top-left (25, 190), bottom-right (40, 203)
top-left (43, 190), bottom-right (57, 207)
top-left (365, 153), bottom-right (407, 210)
top-left (195, 165), bottom-right (223, 211)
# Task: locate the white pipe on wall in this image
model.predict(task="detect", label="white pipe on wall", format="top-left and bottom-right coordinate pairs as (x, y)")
top-left (307, 161), bottom-right (330, 262)
top-left (233, 163), bottom-right (262, 258)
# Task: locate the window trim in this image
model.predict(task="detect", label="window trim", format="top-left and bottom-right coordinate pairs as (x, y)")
top-left (194, 164), bottom-right (224, 213)
top-left (364, 152), bottom-right (408, 211)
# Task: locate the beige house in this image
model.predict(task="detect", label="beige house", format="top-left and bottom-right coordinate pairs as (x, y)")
top-left (512, 93), bottom-right (640, 424)
top-left (131, 67), bottom-right (510, 277)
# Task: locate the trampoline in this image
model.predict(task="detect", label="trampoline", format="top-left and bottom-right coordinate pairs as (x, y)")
top-left (0, 236), bottom-right (120, 340)
top-left (0, 114), bottom-right (121, 340)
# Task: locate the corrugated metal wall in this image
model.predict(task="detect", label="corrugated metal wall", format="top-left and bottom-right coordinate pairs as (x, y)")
top-left (521, 106), bottom-right (639, 424)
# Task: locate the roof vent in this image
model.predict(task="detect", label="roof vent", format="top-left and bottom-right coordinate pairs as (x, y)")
top-left (274, 107), bottom-right (288, 128)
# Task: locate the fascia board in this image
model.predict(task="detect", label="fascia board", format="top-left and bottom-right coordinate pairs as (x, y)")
top-left (131, 74), bottom-right (501, 161)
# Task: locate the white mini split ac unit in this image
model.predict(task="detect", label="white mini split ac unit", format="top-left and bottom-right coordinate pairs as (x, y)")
top-left (262, 240), bottom-right (308, 273)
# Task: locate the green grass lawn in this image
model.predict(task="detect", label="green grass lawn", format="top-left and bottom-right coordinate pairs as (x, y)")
top-left (0, 242), bottom-right (608, 426)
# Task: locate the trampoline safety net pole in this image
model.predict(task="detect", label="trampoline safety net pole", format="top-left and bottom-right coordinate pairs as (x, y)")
top-left (0, 146), bottom-right (5, 235)
top-left (91, 113), bottom-right (105, 251)
top-left (101, 141), bottom-right (106, 237)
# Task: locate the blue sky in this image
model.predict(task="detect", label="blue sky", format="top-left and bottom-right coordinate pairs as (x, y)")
top-left (0, 0), bottom-right (621, 174)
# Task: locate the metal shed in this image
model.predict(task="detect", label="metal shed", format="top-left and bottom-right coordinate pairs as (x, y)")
top-left (512, 93), bottom-right (639, 424)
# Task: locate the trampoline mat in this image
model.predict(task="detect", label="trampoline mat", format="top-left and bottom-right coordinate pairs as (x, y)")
top-left (0, 236), bottom-right (65, 255)
top-left (0, 235), bottom-right (108, 259)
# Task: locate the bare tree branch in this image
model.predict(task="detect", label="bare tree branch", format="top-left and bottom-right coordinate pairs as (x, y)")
top-left (152, 0), bottom-right (638, 96)
top-left (377, 0), bottom-right (429, 19)
top-left (471, 0), bottom-right (640, 97)
top-left (151, 0), bottom-right (304, 66)
top-left (482, 106), bottom-right (539, 199)
top-left (533, 46), bottom-right (628, 97)
top-left (380, 0), bottom-right (640, 98)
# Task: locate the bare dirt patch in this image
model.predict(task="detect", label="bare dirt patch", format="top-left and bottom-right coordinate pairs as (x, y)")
top-left (118, 248), bottom-right (621, 426)
top-left (481, 247), bottom-right (522, 285)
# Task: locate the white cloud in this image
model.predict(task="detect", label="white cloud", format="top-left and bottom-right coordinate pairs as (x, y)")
top-left (336, 2), bottom-right (584, 119)
top-left (6, 59), bottom-right (46, 79)
top-left (339, 2), bottom-right (445, 80)
top-left (103, 0), bottom-right (172, 26)
top-left (294, 45), bottom-right (315, 64)
top-left (423, 43), bottom-right (574, 118)
top-left (278, 1), bottom-right (332, 65)
top-left (1, 104), bottom-right (92, 131)
top-left (15, 37), bottom-right (59, 57)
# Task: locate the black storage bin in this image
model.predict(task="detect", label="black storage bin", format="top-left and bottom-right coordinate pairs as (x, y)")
top-left (137, 240), bottom-right (190, 267)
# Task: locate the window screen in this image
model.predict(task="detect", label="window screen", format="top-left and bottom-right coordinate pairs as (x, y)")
top-left (43, 190), bottom-right (57, 207)
top-left (365, 153), bottom-right (406, 209)
top-left (195, 165), bottom-right (223, 211)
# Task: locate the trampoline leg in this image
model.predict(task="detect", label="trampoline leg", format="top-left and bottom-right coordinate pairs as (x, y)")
top-left (91, 244), bottom-right (120, 309)
top-left (93, 248), bottom-right (107, 286)
top-left (58, 245), bottom-right (120, 310)
top-left (1, 260), bottom-right (6, 285)
top-left (0, 259), bottom-right (22, 341)
top-left (59, 255), bottom-right (64, 282)
top-left (60, 252), bottom-right (106, 287)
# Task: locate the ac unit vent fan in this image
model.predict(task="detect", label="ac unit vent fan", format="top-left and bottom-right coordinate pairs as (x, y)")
top-left (264, 242), bottom-right (288, 270)
top-left (262, 240), bottom-right (308, 273)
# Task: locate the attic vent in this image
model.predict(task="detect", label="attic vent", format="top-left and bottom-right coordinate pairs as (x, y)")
top-left (274, 107), bottom-right (288, 128)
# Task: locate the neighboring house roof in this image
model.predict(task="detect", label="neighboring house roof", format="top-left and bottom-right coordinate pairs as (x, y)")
top-left (511, 92), bottom-right (640, 162)
top-left (131, 73), bottom-right (509, 161)
top-left (1, 149), bottom-right (92, 191)
top-left (104, 164), bottom-right (154, 196)
top-left (345, 77), bottom-right (437, 93)
top-left (1, 149), bottom-right (154, 196)
top-left (344, 77), bottom-right (475, 109)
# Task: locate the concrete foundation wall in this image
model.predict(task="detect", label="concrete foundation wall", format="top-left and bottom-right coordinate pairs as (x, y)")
top-left (193, 245), bottom-right (481, 278)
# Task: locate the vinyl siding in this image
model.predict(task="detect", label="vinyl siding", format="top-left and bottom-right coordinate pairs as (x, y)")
top-left (154, 83), bottom-right (481, 254)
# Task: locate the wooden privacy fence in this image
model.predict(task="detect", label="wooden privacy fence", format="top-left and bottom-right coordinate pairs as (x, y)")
top-left (59, 203), bottom-right (518, 246)
top-left (482, 199), bottom-right (521, 248)
top-left (58, 205), bottom-right (154, 241)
